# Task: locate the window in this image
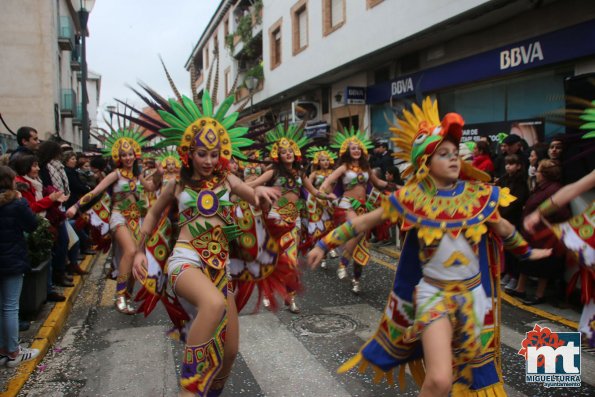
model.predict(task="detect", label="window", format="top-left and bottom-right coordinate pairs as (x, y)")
top-left (224, 17), bottom-right (229, 38)
top-left (323, 0), bottom-right (345, 36)
top-left (224, 67), bottom-right (232, 95)
top-left (269, 18), bottom-right (283, 69)
top-left (292, 1), bottom-right (308, 55)
top-left (366, 0), bottom-right (384, 9)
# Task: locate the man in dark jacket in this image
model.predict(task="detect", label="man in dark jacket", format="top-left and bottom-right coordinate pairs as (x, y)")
top-left (9, 127), bottom-right (40, 167)
top-left (370, 140), bottom-right (394, 179)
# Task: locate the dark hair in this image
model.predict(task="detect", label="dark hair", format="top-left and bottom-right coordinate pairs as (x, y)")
top-left (62, 151), bottom-right (76, 165)
top-left (90, 157), bottom-right (107, 171)
top-left (16, 126), bottom-right (37, 146)
top-left (338, 146), bottom-right (371, 171)
top-left (475, 141), bottom-right (491, 157)
top-left (37, 141), bottom-right (62, 165)
top-left (0, 165), bottom-right (16, 190)
top-left (549, 134), bottom-right (565, 144)
top-left (537, 159), bottom-right (562, 182)
top-left (12, 154), bottom-right (38, 176)
top-left (386, 166), bottom-right (403, 184)
top-left (504, 154), bottom-right (522, 165)
top-left (530, 143), bottom-right (548, 163)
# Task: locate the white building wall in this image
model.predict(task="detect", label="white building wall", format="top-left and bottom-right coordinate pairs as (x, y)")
top-left (261, 0), bottom-right (490, 99)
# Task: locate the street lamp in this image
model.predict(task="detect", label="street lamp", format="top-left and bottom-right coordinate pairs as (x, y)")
top-left (244, 76), bottom-right (259, 113)
top-left (75, 0), bottom-right (96, 152)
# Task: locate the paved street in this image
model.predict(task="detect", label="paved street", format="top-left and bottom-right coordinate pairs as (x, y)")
top-left (17, 251), bottom-right (595, 397)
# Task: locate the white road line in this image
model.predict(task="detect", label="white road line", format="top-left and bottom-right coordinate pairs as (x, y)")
top-left (239, 311), bottom-right (352, 397)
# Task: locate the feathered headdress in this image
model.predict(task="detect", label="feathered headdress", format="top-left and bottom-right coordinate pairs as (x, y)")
top-left (390, 97), bottom-right (489, 183)
top-left (330, 126), bottom-right (374, 157)
top-left (101, 127), bottom-right (148, 164)
top-left (157, 148), bottom-right (181, 169)
top-left (266, 123), bottom-right (308, 162)
top-left (306, 146), bottom-right (337, 165)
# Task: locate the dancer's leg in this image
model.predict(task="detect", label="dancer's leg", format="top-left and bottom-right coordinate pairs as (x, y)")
top-left (175, 268), bottom-right (227, 397)
top-left (419, 316), bottom-right (453, 397)
top-left (113, 226), bottom-right (137, 313)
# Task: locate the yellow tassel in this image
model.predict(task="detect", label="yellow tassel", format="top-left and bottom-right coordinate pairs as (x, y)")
top-left (337, 353), bottom-right (362, 374)
top-left (373, 368), bottom-right (384, 384)
top-left (386, 369), bottom-right (394, 385)
top-left (358, 361), bottom-right (368, 374)
top-left (398, 365), bottom-right (406, 389)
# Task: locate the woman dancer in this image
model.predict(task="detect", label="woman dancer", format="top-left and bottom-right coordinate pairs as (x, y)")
top-left (317, 127), bottom-right (393, 293)
top-left (245, 124), bottom-right (334, 312)
top-left (525, 154), bottom-right (595, 342)
top-left (66, 128), bottom-right (160, 314)
top-left (308, 98), bottom-right (551, 396)
top-left (130, 91), bottom-right (280, 396)
top-left (304, 146), bottom-right (338, 268)
top-left (158, 149), bottom-right (181, 184)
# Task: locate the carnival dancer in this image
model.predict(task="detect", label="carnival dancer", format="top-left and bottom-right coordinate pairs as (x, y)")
top-left (130, 90), bottom-right (280, 396)
top-left (133, 149), bottom-right (181, 317)
top-left (243, 124), bottom-right (334, 313)
top-left (524, 167), bottom-right (595, 346)
top-left (241, 150), bottom-right (265, 183)
top-left (307, 98), bottom-right (551, 396)
top-left (317, 127), bottom-right (394, 294)
top-left (66, 127), bottom-right (161, 314)
top-left (158, 149), bottom-right (182, 184)
top-left (304, 146), bottom-right (338, 268)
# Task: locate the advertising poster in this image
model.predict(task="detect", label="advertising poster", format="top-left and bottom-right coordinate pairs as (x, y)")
top-left (462, 118), bottom-right (545, 146)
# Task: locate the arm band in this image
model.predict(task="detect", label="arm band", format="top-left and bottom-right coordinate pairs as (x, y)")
top-left (76, 191), bottom-right (96, 208)
top-left (503, 229), bottom-right (533, 260)
top-left (537, 197), bottom-right (560, 218)
top-left (316, 220), bottom-right (358, 253)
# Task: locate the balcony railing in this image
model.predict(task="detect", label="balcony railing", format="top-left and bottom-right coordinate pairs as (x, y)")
top-left (71, 44), bottom-right (81, 71)
top-left (58, 16), bottom-right (74, 50)
top-left (60, 89), bottom-right (76, 118)
top-left (73, 104), bottom-right (82, 125)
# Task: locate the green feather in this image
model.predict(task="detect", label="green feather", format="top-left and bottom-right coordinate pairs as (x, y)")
top-left (182, 96), bottom-right (202, 120)
top-left (158, 110), bottom-right (187, 131)
top-left (169, 100), bottom-right (194, 126)
top-left (214, 96), bottom-right (234, 120)
top-left (580, 122), bottom-right (595, 130)
top-left (202, 90), bottom-right (213, 117)
top-left (222, 112), bottom-right (239, 129)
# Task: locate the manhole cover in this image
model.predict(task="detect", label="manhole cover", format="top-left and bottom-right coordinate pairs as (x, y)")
top-left (291, 314), bottom-right (358, 337)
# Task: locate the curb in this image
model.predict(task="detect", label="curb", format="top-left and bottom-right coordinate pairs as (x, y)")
top-left (1, 254), bottom-right (97, 397)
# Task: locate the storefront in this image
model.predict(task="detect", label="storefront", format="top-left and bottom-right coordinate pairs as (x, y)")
top-left (367, 19), bottom-right (595, 143)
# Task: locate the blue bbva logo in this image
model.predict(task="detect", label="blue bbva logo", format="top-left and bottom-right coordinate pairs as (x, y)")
top-left (519, 324), bottom-right (581, 388)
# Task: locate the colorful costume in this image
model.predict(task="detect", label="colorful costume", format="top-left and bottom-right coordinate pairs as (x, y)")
top-left (231, 124), bottom-right (307, 311)
top-left (329, 98), bottom-right (525, 395)
top-left (328, 128), bottom-right (375, 277)
top-left (302, 146), bottom-right (337, 250)
top-left (76, 128), bottom-right (149, 304)
top-left (123, 88), bottom-right (254, 395)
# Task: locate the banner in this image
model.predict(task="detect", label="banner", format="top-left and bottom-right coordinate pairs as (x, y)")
top-left (462, 118), bottom-right (544, 147)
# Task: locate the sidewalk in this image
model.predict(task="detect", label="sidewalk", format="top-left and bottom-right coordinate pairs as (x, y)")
top-left (370, 244), bottom-right (582, 333)
top-left (0, 252), bottom-right (101, 397)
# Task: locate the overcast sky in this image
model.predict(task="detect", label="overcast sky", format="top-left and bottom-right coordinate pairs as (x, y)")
top-left (87, 0), bottom-right (219, 125)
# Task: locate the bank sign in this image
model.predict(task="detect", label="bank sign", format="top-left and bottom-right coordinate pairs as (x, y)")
top-left (366, 19), bottom-right (595, 104)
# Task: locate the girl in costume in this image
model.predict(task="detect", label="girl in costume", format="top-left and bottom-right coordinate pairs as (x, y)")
top-left (307, 98), bottom-right (551, 396)
top-left (241, 150), bottom-right (264, 183)
top-left (317, 127), bottom-right (394, 294)
top-left (524, 169), bottom-right (595, 346)
top-left (304, 146), bottom-right (338, 268)
top-left (66, 127), bottom-right (161, 314)
top-left (243, 124), bottom-right (335, 313)
top-left (130, 91), bottom-right (280, 396)
top-left (158, 149), bottom-right (182, 184)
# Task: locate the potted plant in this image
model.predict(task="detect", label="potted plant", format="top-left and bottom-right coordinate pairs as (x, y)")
top-left (20, 215), bottom-right (53, 317)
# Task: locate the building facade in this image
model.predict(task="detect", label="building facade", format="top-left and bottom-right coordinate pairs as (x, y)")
top-left (187, 0), bottom-right (595, 143)
top-left (0, 0), bottom-right (100, 152)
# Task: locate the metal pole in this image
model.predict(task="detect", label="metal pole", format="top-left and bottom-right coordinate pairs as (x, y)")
top-left (79, 9), bottom-right (90, 152)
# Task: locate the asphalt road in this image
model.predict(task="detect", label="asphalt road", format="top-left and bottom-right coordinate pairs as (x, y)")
top-left (17, 250), bottom-right (595, 396)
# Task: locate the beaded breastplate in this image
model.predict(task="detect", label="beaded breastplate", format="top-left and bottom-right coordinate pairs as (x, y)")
top-left (343, 166), bottom-right (369, 190)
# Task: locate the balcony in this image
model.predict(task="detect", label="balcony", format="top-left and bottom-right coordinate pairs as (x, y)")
top-left (71, 44), bottom-right (81, 71)
top-left (60, 89), bottom-right (77, 118)
top-left (73, 104), bottom-right (82, 126)
top-left (58, 16), bottom-right (74, 50)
